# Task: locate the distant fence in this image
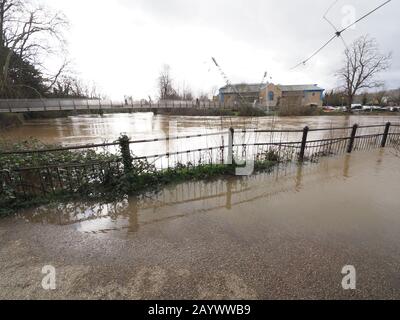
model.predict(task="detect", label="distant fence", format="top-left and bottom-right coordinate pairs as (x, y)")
top-left (1, 123), bottom-right (399, 198)
top-left (0, 98), bottom-right (250, 113)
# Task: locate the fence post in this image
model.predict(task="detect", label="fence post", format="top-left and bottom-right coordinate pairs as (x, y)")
top-left (347, 124), bottom-right (358, 153)
top-left (381, 122), bottom-right (391, 148)
top-left (299, 126), bottom-right (309, 161)
top-left (228, 128), bottom-right (234, 165)
top-left (119, 135), bottom-right (133, 173)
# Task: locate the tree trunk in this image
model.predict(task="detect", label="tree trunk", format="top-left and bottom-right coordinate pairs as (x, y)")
top-left (0, 2), bottom-right (4, 48)
top-left (347, 94), bottom-right (354, 111)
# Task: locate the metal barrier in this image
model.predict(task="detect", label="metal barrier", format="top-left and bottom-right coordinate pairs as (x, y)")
top-left (0, 99), bottom-right (241, 113)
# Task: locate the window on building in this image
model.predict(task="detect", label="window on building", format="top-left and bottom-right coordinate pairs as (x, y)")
top-left (268, 91), bottom-right (274, 101)
top-left (312, 92), bottom-right (316, 96)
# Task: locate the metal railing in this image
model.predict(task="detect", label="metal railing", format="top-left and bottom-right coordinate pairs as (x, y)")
top-left (0, 99), bottom-right (246, 113)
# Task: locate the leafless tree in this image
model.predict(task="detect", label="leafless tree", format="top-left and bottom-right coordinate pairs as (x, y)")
top-left (181, 84), bottom-right (193, 101)
top-left (336, 35), bottom-right (391, 110)
top-left (158, 64), bottom-right (178, 100)
top-left (210, 85), bottom-right (219, 98)
top-left (198, 92), bottom-right (210, 101)
top-left (52, 75), bottom-right (102, 99)
top-left (391, 88), bottom-right (400, 106)
top-left (373, 89), bottom-right (387, 106)
top-left (0, 0), bottom-right (68, 93)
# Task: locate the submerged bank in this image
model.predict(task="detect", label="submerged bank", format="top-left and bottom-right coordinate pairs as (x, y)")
top-left (0, 161), bottom-right (279, 216)
top-left (0, 137), bottom-right (280, 215)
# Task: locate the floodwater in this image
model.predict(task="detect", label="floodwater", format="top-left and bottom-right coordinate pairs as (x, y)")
top-left (2, 149), bottom-right (400, 299)
top-left (2, 114), bottom-right (398, 144)
top-left (18, 148), bottom-right (400, 241)
top-left (3, 113), bottom-right (400, 167)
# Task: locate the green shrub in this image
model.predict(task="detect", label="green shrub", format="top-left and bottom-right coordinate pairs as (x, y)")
top-left (0, 138), bottom-right (283, 215)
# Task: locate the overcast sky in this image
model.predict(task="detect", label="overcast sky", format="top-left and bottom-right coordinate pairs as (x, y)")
top-left (43, 0), bottom-right (400, 100)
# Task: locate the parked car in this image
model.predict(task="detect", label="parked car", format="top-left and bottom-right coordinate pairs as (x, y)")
top-left (323, 106), bottom-right (336, 112)
top-left (362, 105), bottom-right (372, 111)
top-left (351, 104), bottom-right (362, 110)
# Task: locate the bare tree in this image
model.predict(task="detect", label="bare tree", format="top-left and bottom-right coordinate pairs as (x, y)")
top-left (393, 89), bottom-right (400, 106)
top-left (52, 75), bottom-right (102, 99)
top-left (374, 89), bottom-right (387, 106)
top-left (0, 0), bottom-right (68, 95)
top-left (198, 92), bottom-right (210, 101)
top-left (210, 85), bottom-right (219, 98)
top-left (158, 64), bottom-right (178, 100)
top-left (181, 84), bottom-right (193, 101)
top-left (337, 35), bottom-right (391, 110)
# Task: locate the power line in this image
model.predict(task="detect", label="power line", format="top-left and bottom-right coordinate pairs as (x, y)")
top-left (291, 0), bottom-right (392, 70)
top-left (291, 35), bottom-right (337, 70)
top-left (323, 0), bottom-right (348, 49)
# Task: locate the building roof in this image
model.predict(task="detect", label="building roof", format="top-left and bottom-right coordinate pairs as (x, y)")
top-left (277, 84), bottom-right (324, 92)
top-left (219, 83), bottom-right (263, 94)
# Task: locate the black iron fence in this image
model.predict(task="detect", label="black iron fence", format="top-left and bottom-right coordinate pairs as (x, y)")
top-left (1, 123), bottom-right (399, 198)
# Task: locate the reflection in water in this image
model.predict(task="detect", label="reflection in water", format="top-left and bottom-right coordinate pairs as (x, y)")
top-left (295, 164), bottom-right (303, 192)
top-left (18, 149), bottom-right (396, 238)
top-left (343, 155), bottom-right (351, 178)
top-left (375, 148), bottom-right (384, 168)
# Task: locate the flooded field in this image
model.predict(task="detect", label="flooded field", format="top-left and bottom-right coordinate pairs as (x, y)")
top-left (1, 149), bottom-right (400, 299)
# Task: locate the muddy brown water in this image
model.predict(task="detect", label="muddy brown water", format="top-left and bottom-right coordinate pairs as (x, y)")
top-left (1, 148), bottom-right (400, 298)
top-left (2, 113), bottom-right (399, 146)
top-left (16, 148), bottom-right (400, 240)
top-left (2, 113), bottom-right (400, 168)
top-left (1, 114), bottom-right (400, 299)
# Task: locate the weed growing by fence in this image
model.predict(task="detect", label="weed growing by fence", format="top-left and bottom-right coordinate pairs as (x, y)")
top-left (0, 138), bottom-right (120, 169)
top-left (0, 138), bottom-right (281, 216)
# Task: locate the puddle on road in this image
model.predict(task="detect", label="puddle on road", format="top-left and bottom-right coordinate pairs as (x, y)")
top-left (17, 149), bottom-right (400, 241)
